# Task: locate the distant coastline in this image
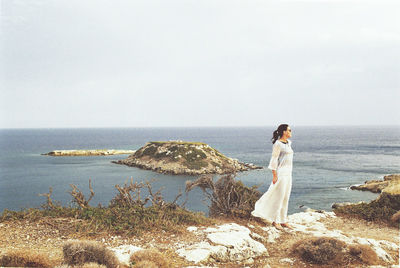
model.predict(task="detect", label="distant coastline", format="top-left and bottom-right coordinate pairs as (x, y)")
top-left (42, 149), bottom-right (135, 156)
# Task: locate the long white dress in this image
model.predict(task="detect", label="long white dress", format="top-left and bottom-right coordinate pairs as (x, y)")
top-left (251, 139), bottom-right (293, 223)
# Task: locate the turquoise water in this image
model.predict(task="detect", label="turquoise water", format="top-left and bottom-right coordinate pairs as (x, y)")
top-left (0, 126), bottom-right (399, 215)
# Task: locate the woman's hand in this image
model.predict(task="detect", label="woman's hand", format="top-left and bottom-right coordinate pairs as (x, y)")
top-left (272, 170), bottom-right (278, 184)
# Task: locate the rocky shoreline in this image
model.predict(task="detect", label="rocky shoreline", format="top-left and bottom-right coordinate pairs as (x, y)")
top-left (333, 174), bottom-right (400, 225)
top-left (112, 141), bottom-right (262, 175)
top-left (42, 150), bottom-right (136, 156)
top-left (349, 174), bottom-right (400, 193)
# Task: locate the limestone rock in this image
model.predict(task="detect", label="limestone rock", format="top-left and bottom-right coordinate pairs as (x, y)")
top-left (108, 245), bottom-right (142, 266)
top-left (177, 223), bottom-right (268, 264)
top-left (350, 174), bottom-right (400, 194)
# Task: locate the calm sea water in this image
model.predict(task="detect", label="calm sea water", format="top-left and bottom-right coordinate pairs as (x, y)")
top-left (0, 126), bottom-right (399, 215)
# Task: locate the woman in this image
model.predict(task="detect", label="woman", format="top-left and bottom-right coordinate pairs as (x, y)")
top-left (251, 124), bottom-right (294, 230)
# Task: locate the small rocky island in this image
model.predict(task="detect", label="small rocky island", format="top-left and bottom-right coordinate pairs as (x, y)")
top-left (42, 149), bottom-right (135, 156)
top-left (112, 141), bottom-right (262, 175)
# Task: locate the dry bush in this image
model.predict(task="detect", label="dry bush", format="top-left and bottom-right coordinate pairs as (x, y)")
top-left (81, 263), bottom-right (107, 268)
top-left (292, 237), bottom-right (346, 264)
top-left (55, 264), bottom-right (107, 268)
top-left (133, 260), bottom-right (158, 268)
top-left (185, 173), bottom-right (261, 217)
top-left (69, 179), bottom-right (95, 209)
top-left (348, 244), bottom-right (379, 265)
top-left (0, 249), bottom-right (54, 267)
top-left (110, 178), bottom-right (182, 209)
top-left (129, 249), bottom-right (171, 268)
top-left (63, 240), bottom-right (120, 268)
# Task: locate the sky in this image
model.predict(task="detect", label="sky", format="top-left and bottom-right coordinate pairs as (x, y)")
top-left (1, 0), bottom-right (399, 128)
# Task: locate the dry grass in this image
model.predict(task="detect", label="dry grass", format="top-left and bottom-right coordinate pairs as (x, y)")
top-left (132, 260), bottom-right (159, 268)
top-left (0, 249), bottom-right (55, 267)
top-left (292, 237), bottom-right (382, 266)
top-left (62, 240), bottom-right (120, 268)
top-left (291, 237), bottom-right (346, 265)
top-left (55, 264), bottom-right (106, 268)
top-left (1, 179), bottom-right (211, 236)
top-left (348, 244), bottom-right (379, 265)
top-left (130, 249), bottom-right (171, 268)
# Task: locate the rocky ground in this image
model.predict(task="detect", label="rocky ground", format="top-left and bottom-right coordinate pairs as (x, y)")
top-left (1, 209), bottom-right (398, 267)
top-left (112, 141), bottom-right (262, 175)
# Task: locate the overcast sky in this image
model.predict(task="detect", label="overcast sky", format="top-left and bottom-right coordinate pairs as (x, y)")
top-left (1, 0), bottom-right (399, 128)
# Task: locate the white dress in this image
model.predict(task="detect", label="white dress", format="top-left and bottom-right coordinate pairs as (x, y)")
top-left (251, 139), bottom-right (293, 223)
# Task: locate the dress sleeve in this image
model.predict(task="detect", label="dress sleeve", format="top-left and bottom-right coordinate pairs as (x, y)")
top-left (268, 143), bottom-right (281, 170)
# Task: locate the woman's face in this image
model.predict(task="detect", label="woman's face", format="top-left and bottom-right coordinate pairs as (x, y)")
top-left (284, 126), bottom-right (292, 138)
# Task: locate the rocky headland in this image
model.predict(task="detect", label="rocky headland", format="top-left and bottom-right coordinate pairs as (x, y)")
top-left (112, 141), bottom-right (262, 175)
top-left (333, 174), bottom-right (400, 225)
top-left (43, 150), bottom-right (136, 156)
top-left (350, 174), bottom-right (400, 193)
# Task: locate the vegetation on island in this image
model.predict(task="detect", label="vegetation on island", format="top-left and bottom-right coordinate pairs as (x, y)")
top-left (113, 141), bottom-right (261, 175)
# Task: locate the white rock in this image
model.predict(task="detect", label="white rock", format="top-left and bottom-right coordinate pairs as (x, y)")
top-left (176, 241), bottom-right (226, 263)
top-left (178, 223), bottom-right (268, 263)
top-left (187, 226), bottom-right (198, 232)
top-left (260, 226), bottom-right (281, 243)
top-left (280, 257), bottom-right (294, 264)
top-left (250, 232), bottom-right (267, 243)
top-left (205, 223), bottom-right (267, 261)
top-left (109, 245), bottom-right (143, 266)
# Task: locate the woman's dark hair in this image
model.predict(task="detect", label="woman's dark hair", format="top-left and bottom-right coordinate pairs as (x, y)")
top-left (271, 124), bottom-right (289, 144)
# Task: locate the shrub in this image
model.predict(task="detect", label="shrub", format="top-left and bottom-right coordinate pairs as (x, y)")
top-left (133, 260), bottom-right (158, 268)
top-left (1, 179), bottom-right (211, 236)
top-left (348, 244), bottom-right (379, 265)
top-left (334, 192), bottom-right (400, 224)
top-left (185, 173), bottom-right (261, 218)
top-left (291, 237), bottom-right (346, 264)
top-left (129, 249), bottom-right (171, 268)
top-left (62, 240), bottom-right (120, 268)
top-left (0, 249), bottom-right (54, 267)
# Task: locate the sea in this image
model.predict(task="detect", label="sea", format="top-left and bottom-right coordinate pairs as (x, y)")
top-left (0, 126), bottom-right (399, 215)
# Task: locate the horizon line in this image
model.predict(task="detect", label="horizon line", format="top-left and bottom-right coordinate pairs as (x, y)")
top-left (1, 124), bottom-right (399, 130)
